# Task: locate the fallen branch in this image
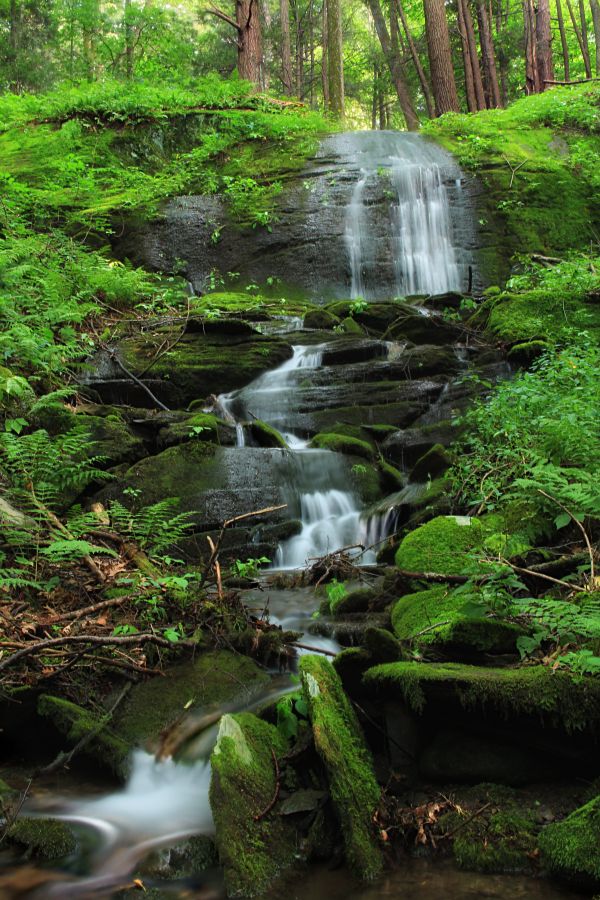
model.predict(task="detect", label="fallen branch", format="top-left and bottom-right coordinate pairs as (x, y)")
top-left (288, 641), bottom-right (337, 657)
top-left (396, 569), bottom-right (474, 584)
top-left (253, 749), bottom-right (280, 821)
top-left (440, 802), bottom-right (492, 839)
top-left (104, 346), bottom-right (170, 412)
top-left (45, 595), bottom-right (132, 624)
top-left (537, 489), bottom-right (596, 583)
top-left (0, 633), bottom-right (195, 674)
top-left (502, 154), bottom-right (527, 189)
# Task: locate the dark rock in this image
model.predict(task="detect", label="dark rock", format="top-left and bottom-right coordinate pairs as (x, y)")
top-left (382, 421), bottom-right (456, 469)
top-left (409, 443), bottom-right (452, 482)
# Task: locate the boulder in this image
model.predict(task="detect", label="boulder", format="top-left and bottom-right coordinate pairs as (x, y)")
top-left (299, 655), bottom-right (383, 880)
top-left (394, 515), bottom-right (485, 576)
top-left (539, 795), bottom-right (600, 889)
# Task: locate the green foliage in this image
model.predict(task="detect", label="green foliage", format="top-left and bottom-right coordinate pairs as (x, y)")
top-left (105, 498), bottom-right (195, 558)
top-left (230, 557), bottom-right (270, 579)
top-left (451, 341), bottom-right (600, 523)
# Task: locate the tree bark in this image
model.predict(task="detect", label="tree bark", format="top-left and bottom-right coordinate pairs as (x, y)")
top-left (280, 0), bottom-right (293, 93)
top-left (579, 0), bottom-right (592, 75)
top-left (535, 0), bottom-right (554, 89)
top-left (393, 0), bottom-right (435, 117)
top-left (556, 0), bottom-right (570, 80)
top-left (326, 0), bottom-right (344, 117)
top-left (124, 0), bottom-right (134, 79)
top-left (477, 0), bottom-right (502, 105)
top-left (423, 0), bottom-right (460, 114)
top-left (366, 0), bottom-right (420, 129)
top-left (523, 0), bottom-right (540, 93)
top-left (321, 0), bottom-right (329, 108)
top-left (457, 0), bottom-right (478, 110)
top-left (463, 0), bottom-right (487, 108)
top-left (590, 0), bottom-right (600, 74)
top-left (565, 0), bottom-right (592, 77)
top-left (208, 1), bottom-right (263, 87)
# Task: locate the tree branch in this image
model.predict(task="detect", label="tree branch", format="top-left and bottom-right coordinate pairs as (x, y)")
top-left (207, 5), bottom-right (242, 31)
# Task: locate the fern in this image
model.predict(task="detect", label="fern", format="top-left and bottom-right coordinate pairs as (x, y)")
top-left (107, 498), bottom-right (194, 557)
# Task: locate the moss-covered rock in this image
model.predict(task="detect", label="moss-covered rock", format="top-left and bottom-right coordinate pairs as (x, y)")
top-left (249, 419), bottom-right (289, 449)
top-left (538, 795), bottom-right (600, 889)
top-left (364, 627), bottom-right (402, 663)
top-left (391, 585), bottom-right (524, 654)
top-left (303, 308), bottom-right (341, 330)
top-left (37, 695), bottom-right (131, 775)
top-left (409, 443), bottom-right (451, 483)
top-left (394, 515), bottom-right (484, 576)
top-left (112, 650), bottom-right (270, 747)
top-left (8, 817), bottom-right (77, 861)
top-left (486, 288), bottom-right (600, 345)
top-left (299, 655), bottom-right (383, 880)
top-left (330, 587), bottom-right (376, 618)
top-left (310, 432), bottom-right (376, 460)
top-left (362, 661), bottom-right (600, 731)
top-left (209, 712), bottom-right (296, 897)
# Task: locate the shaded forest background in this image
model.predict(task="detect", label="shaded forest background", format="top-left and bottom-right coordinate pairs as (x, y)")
top-left (1, 0), bottom-right (599, 126)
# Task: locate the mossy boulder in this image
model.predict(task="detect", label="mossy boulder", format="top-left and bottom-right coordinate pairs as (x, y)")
top-left (249, 419), bottom-right (288, 449)
top-left (391, 585), bottom-right (524, 654)
top-left (299, 655), bottom-right (383, 880)
top-left (409, 443), bottom-right (451, 483)
top-left (37, 694), bottom-right (131, 776)
top-left (209, 712), bottom-right (297, 897)
top-left (486, 289), bottom-right (600, 345)
top-left (538, 795), bottom-right (600, 889)
top-left (303, 308), bottom-right (341, 330)
top-left (395, 516), bottom-right (485, 576)
top-left (364, 627), bottom-right (402, 663)
top-left (362, 661), bottom-right (600, 731)
top-left (330, 587), bottom-right (376, 618)
top-left (310, 432), bottom-right (376, 460)
top-left (112, 650), bottom-right (271, 748)
top-left (8, 817), bottom-right (77, 861)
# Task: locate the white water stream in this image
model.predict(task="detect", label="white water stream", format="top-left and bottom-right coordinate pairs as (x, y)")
top-left (344, 132), bottom-right (463, 299)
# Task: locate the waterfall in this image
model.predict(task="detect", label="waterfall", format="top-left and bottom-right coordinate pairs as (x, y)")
top-left (218, 347), bottom-right (375, 570)
top-left (343, 132), bottom-right (463, 299)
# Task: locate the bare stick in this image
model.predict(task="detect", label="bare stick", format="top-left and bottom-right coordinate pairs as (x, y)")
top-left (288, 641), bottom-right (337, 657)
top-left (537, 489), bottom-right (596, 583)
top-left (440, 802), bottom-right (492, 839)
top-left (45, 595), bottom-right (132, 624)
top-left (253, 750), bottom-right (280, 821)
top-left (105, 347), bottom-right (170, 412)
top-left (0, 633), bottom-right (195, 673)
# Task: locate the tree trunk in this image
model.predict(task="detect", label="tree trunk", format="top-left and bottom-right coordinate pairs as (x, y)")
top-left (523, 0), bottom-right (540, 93)
top-left (393, 0), bottom-right (435, 117)
top-left (463, 0), bottom-right (487, 108)
top-left (237, 0), bottom-right (263, 86)
top-left (556, 0), bottom-right (570, 80)
top-left (579, 0), bottom-right (592, 75)
top-left (321, 0), bottom-right (329, 108)
top-left (124, 0), bottom-right (134, 79)
top-left (366, 0), bottom-right (420, 129)
top-left (326, 0), bottom-right (344, 117)
top-left (590, 0), bottom-right (600, 74)
top-left (477, 0), bottom-right (502, 105)
top-left (280, 0), bottom-right (293, 93)
top-left (565, 0), bottom-right (592, 77)
top-left (372, 63), bottom-right (379, 128)
top-left (423, 0), bottom-right (460, 114)
top-left (457, 0), bottom-right (478, 110)
top-left (535, 0), bottom-right (554, 89)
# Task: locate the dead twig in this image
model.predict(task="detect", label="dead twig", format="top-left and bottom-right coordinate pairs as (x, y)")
top-left (440, 801), bottom-right (492, 839)
top-left (253, 750), bottom-right (280, 821)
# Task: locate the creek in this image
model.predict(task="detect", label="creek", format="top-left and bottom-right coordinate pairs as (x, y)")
top-left (8, 132), bottom-right (574, 899)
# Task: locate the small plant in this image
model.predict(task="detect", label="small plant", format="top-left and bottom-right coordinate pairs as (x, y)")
top-left (349, 298), bottom-right (368, 316)
top-left (231, 556), bottom-right (270, 578)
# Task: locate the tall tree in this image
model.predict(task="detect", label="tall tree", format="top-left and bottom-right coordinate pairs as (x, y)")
top-left (208, 1), bottom-right (263, 86)
top-left (280, 0), bottom-right (293, 93)
top-left (523, 0), bottom-right (540, 92)
top-left (423, 0), bottom-right (460, 113)
top-left (477, 0), bottom-right (502, 105)
top-left (565, 0), bottom-right (592, 77)
top-left (555, 0), bottom-right (570, 80)
top-left (366, 0), bottom-right (420, 129)
top-left (321, 0), bottom-right (329, 107)
top-left (393, 0), bottom-right (435, 117)
top-left (326, 0), bottom-right (344, 117)
top-left (590, 0), bottom-right (600, 74)
top-left (457, 0), bottom-right (486, 109)
top-left (535, 0), bottom-right (554, 89)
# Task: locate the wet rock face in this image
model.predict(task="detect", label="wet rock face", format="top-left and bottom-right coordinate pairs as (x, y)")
top-left (116, 133), bottom-right (497, 300)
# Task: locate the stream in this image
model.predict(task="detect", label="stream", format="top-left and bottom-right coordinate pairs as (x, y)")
top-left (6, 132), bottom-right (575, 899)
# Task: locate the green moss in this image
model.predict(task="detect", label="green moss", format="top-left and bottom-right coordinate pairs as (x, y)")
top-left (8, 817), bottom-right (77, 860)
top-left (249, 419), bottom-right (289, 448)
top-left (363, 661), bottom-right (600, 731)
top-left (538, 795), bottom-right (600, 888)
top-left (391, 585), bottom-right (523, 653)
top-left (37, 694), bottom-right (130, 775)
top-left (364, 627), bottom-right (402, 663)
top-left (209, 712), bottom-right (297, 897)
top-left (439, 785), bottom-right (537, 873)
top-left (331, 587), bottom-right (375, 618)
top-left (310, 432), bottom-right (376, 461)
top-left (339, 316), bottom-right (365, 335)
top-left (409, 443), bottom-right (451, 482)
top-left (113, 650), bottom-right (270, 746)
top-left (486, 289), bottom-right (600, 344)
top-left (303, 308), bottom-right (341, 329)
top-left (299, 655), bottom-right (383, 880)
top-left (395, 516), bottom-right (485, 576)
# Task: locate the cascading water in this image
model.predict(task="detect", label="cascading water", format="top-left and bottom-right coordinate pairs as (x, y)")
top-left (343, 132), bottom-right (464, 299)
top-left (218, 346), bottom-right (375, 568)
